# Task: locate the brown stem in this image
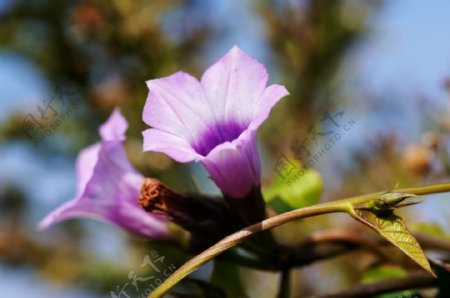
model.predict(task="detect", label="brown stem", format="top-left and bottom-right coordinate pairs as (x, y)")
top-left (291, 230), bottom-right (450, 268)
top-left (298, 230), bottom-right (392, 262)
top-left (310, 271), bottom-right (437, 298)
top-left (148, 182), bottom-right (450, 298)
top-left (414, 233), bottom-right (450, 252)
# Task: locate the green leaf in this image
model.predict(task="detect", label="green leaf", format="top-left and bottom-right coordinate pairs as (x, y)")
top-left (361, 265), bottom-right (407, 283)
top-left (352, 209), bottom-right (435, 276)
top-left (361, 265), bottom-right (417, 298)
top-left (210, 259), bottom-right (246, 298)
top-left (264, 159), bottom-right (322, 213)
top-left (411, 222), bottom-right (447, 237)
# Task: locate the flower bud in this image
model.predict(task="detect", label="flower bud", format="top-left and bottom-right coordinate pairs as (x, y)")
top-left (139, 178), bottom-right (233, 249)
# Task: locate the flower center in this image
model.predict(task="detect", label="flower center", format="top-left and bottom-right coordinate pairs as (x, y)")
top-left (193, 120), bottom-right (247, 156)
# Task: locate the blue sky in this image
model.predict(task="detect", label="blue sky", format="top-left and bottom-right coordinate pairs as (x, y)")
top-left (353, 0), bottom-right (450, 97)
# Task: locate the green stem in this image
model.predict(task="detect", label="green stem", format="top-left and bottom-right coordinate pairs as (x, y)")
top-left (149, 203), bottom-right (345, 297)
top-left (148, 182), bottom-right (450, 298)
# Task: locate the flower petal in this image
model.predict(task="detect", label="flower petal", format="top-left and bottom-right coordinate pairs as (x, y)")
top-left (75, 143), bottom-right (100, 197)
top-left (142, 46), bottom-right (289, 200)
top-left (99, 108), bottom-right (128, 141)
top-left (200, 46), bottom-right (268, 124)
top-left (81, 142), bottom-right (140, 204)
top-left (74, 108), bottom-right (130, 197)
top-left (198, 130), bottom-right (260, 198)
top-left (38, 199), bottom-right (87, 229)
top-left (40, 142), bottom-right (168, 238)
top-left (142, 128), bottom-right (200, 162)
top-left (143, 71), bottom-right (215, 143)
top-left (249, 84), bottom-right (289, 131)
top-left (114, 201), bottom-right (168, 239)
top-left (40, 109), bottom-right (168, 239)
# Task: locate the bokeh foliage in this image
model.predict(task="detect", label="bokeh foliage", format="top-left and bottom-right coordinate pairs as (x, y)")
top-left (1, 0), bottom-right (450, 297)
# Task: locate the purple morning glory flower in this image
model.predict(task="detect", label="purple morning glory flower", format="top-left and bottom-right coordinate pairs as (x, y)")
top-left (39, 109), bottom-right (168, 239)
top-left (142, 46), bottom-right (289, 198)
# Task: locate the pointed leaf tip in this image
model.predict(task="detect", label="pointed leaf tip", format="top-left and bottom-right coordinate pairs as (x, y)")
top-left (352, 209), bottom-right (435, 277)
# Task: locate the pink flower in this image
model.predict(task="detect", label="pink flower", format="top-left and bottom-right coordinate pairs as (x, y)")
top-left (142, 46), bottom-right (289, 198)
top-left (39, 109), bottom-right (168, 239)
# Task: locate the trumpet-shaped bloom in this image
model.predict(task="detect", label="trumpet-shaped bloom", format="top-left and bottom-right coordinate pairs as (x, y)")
top-left (142, 46), bottom-right (289, 198)
top-left (39, 109), bottom-right (168, 239)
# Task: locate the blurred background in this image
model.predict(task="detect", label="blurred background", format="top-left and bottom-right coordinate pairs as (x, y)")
top-left (1, 0), bottom-right (450, 297)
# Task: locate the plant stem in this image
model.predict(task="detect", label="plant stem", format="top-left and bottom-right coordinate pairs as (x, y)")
top-left (277, 268), bottom-right (291, 298)
top-left (309, 271), bottom-right (436, 298)
top-left (149, 203), bottom-right (346, 297)
top-left (295, 229), bottom-right (392, 262)
top-left (148, 182), bottom-right (450, 298)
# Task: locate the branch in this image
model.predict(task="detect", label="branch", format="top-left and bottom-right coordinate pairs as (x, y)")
top-left (148, 182), bottom-right (450, 297)
top-left (149, 202), bottom-right (348, 297)
top-left (414, 233), bottom-right (450, 252)
top-left (221, 230), bottom-right (391, 271)
top-left (295, 229), bottom-right (392, 263)
top-left (291, 230), bottom-right (450, 268)
top-left (310, 271), bottom-right (436, 298)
